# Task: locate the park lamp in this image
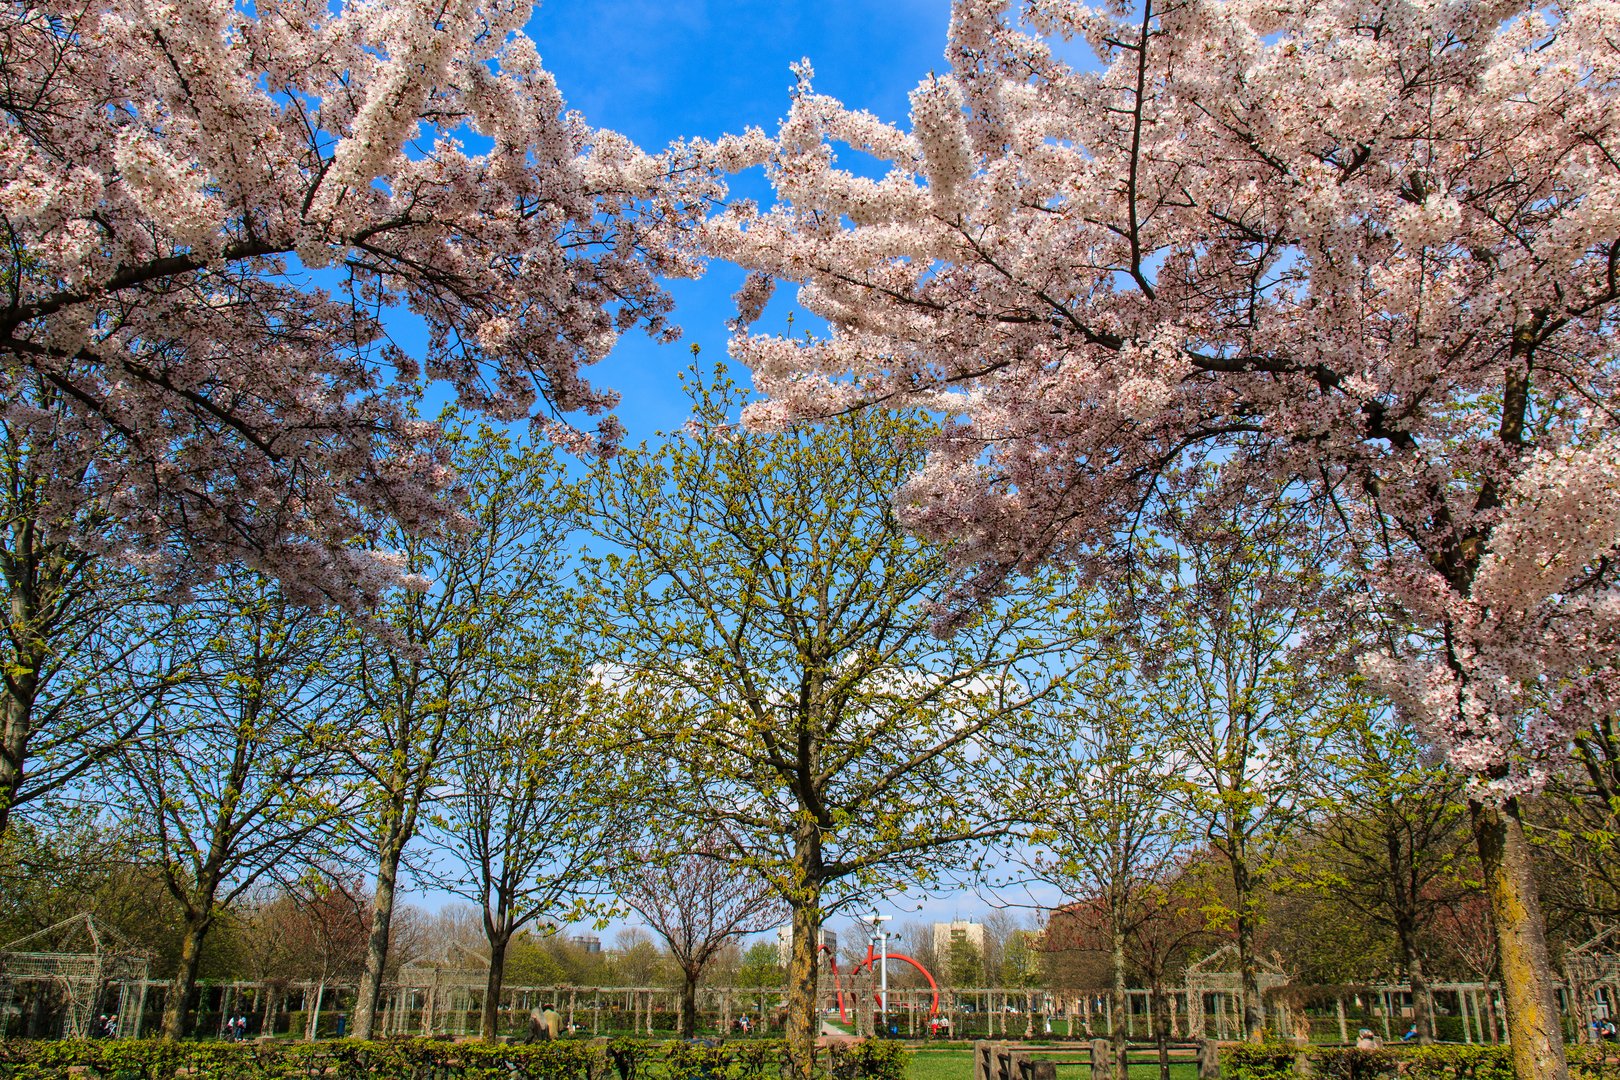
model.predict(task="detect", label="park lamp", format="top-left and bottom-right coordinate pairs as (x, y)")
top-left (870, 914), bottom-right (893, 1022)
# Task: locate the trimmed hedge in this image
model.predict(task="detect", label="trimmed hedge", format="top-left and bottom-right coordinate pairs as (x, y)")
top-left (0, 1038), bottom-right (908, 1080)
top-left (1223, 1039), bottom-right (1620, 1080)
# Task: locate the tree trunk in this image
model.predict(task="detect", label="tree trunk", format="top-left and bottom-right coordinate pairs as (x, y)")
top-left (0, 682), bottom-right (34, 842)
top-left (784, 898), bottom-right (822, 1080)
top-left (162, 916), bottom-right (210, 1039)
top-left (1233, 894), bottom-right (1264, 1039)
top-left (480, 932), bottom-right (510, 1042)
top-left (1152, 983), bottom-right (1171, 1080)
top-left (0, 588), bottom-right (43, 843)
top-left (353, 826), bottom-right (406, 1040)
top-left (1110, 919), bottom-right (1128, 1073)
top-left (1396, 920), bottom-right (1435, 1044)
top-left (306, 982), bottom-right (325, 1040)
top-left (680, 967), bottom-right (700, 1039)
top-left (260, 984), bottom-right (280, 1037)
top-left (1470, 797), bottom-right (1567, 1080)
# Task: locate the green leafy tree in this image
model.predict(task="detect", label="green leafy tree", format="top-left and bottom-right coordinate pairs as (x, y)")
top-left (585, 370), bottom-right (1079, 1080)
top-left (1141, 494), bottom-right (1348, 1041)
top-left (503, 931), bottom-right (570, 988)
top-left (1297, 706), bottom-right (1471, 1042)
top-left (738, 940), bottom-right (786, 989)
top-left (999, 930), bottom-right (1041, 990)
top-left (115, 571), bottom-right (354, 1038)
top-left (426, 630), bottom-right (632, 1042)
top-left (1016, 653), bottom-right (1188, 1073)
top-left (0, 810), bottom-right (186, 966)
top-left (1532, 719), bottom-right (1620, 938)
top-left (344, 420), bottom-right (581, 1039)
top-left (945, 936), bottom-right (984, 988)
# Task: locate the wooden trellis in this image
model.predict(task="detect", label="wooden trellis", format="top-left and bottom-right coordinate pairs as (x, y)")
top-left (0, 915), bottom-right (151, 1038)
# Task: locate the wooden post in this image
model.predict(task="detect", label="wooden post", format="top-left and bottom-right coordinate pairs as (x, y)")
top-left (1335, 996), bottom-right (1347, 1044)
top-left (133, 980), bottom-right (150, 1038)
top-left (1089, 1038), bottom-right (1114, 1080)
top-left (1196, 1039), bottom-right (1220, 1080)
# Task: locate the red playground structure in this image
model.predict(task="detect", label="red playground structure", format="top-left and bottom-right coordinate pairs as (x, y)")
top-left (822, 941), bottom-right (940, 1025)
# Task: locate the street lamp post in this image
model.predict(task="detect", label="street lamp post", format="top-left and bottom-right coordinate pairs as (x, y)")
top-left (871, 915), bottom-right (893, 1031)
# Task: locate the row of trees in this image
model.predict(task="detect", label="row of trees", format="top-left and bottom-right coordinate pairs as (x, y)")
top-left (3, 413), bottom-right (636, 1040)
top-left (13, 367), bottom-right (1619, 1067)
top-left (0, 366), bottom-right (1074, 1059)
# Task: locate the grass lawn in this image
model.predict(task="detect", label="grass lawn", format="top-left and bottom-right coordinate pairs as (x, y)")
top-left (905, 1047), bottom-right (1201, 1080)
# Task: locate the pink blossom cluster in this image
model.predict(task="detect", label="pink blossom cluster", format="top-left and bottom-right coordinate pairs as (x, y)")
top-left (706, 0), bottom-right (1620, 793)
top-left (0, 0), bottom-right (719, 608)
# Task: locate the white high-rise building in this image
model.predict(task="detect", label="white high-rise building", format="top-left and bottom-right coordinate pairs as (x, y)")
top-left (776, 924), bottom-right (838, 966)
top-left (933, 920), bottom-right (986, 982)
top-left (932, 920), bottom-right (985, 953)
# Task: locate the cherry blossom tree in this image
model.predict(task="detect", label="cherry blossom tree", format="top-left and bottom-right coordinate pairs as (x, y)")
top-left (0, 0), bottom-right (714, 609)
top-left (708, 2), bottom-right (1620, 1073)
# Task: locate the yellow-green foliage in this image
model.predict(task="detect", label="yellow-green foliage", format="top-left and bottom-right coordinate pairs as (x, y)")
top-left (1224, 1041), bottom-right (1620, 1080)
top-left (0, 1037), bottom-right (910, 1080)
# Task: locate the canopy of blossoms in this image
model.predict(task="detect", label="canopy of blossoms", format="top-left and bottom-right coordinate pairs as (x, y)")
top-left (0, 0), bottom-right (717, 609)
top-left (708, 0), bottom-right (1620, 794)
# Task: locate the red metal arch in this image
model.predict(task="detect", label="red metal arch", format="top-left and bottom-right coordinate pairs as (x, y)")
top-left (821, 942), bottom-right (940, 1023)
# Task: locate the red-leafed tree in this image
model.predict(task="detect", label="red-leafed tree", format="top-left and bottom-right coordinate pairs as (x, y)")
top-left (709, 2), bottom-right (1620, 1074)
top-left (612, 835), bottom-right (785, 1038)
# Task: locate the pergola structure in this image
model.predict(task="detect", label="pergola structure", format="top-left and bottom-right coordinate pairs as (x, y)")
top-left (1563, 927), bottom-right (1620, 1042)
top-left (0, 915), bottom-right (151, 1038)
top-left (1182, 945), bottom-right (1288, 1040)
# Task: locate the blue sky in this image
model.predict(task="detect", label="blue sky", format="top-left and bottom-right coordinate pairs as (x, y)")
top-left (524, 0), bottom-right (956, 443)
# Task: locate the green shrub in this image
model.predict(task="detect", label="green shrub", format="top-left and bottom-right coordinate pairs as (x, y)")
top-left (1222, 1039), bottom-right (1298, 1080)
top-left (0, 1037), bottom-right (905, 1080)
top-left (832, 1039), bottom-right (907, 1080)
top-left (1572, 1043), bottom-right (1620, 1080)
top-left (1222, 1042), bottom-right (1526, 1080)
